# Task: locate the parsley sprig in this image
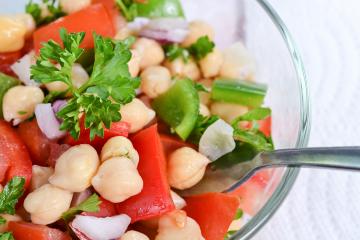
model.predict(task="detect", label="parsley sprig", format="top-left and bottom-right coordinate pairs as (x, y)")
top-left (116, 0), bottom-right (138, 21)
top-left (31, 29), bottom-right (139, 140)
top-left (0, 177), bottom-right (25, 216)
top-left (164, 36), bottom-right (215, 62)
top-left (0, 232), bottom-right (14, 240)
top-left (26, 0), bottom-right (65, 27)
top-left (62, 194), bottom-right (101, 222)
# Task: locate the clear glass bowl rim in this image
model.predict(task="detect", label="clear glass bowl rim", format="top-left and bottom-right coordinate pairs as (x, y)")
top-left (230, 0), bottom-right (311, 239)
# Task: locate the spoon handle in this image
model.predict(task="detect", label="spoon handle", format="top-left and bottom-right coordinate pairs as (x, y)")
top-left (260, 146), bottom-right (360, 170)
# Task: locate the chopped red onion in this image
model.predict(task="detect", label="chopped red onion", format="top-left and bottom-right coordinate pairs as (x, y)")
top-left (127, 17), bottom-right (151, 33)
top-left (71, 214), bottom-right (131, 240)
top-left (71, 188), bottom-right (93, 207)
top-left (52, 100), bottom-right (67, 114)
top-left (10, 51), bottom-right (39, 86)
top-left (35, 103), bottom-right (66, 140)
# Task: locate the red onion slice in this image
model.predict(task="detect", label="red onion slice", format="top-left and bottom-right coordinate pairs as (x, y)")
top-left (35, 103), bottom-right (66, 140)
top-left (71, 214), bottom-right (131, 240)
top-left (10, 51), bottom-right (39, 86)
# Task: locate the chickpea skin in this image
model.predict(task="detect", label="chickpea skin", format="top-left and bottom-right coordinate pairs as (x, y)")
top-left (210, 102), bottom-right (248, 124)
top-left (181, 20), bottom-right (214, 47)
top-left (132, 38), bottom-right (165, 69)
top-left (49, 144), bottom-right (100, 192)
top-left (0, 16), bottom-right (26, 52)
top-left (31, 165), bottom-right (54, 191)
top-left (128, 50), bottom-right (141, 77)
top-left (120, 98), bottom-right (155, 133)
top-left (121, 230), bottom-right (150, 240)
top-left (2, 86), bottom-right (44, 125)
top-left (13, 14), bottom-right (35, 38)
top-left (140, 66), bottom-right (172, 98)
top-left (24, 184), bottom-right (73, 225)
top-left (197, 79), bottom-right (212, 105)
top-left (91, 157), bottom-right (143, 203)
top-left (167, 147), bottom-right (210, 190)
top-left (60, 0), bottom-right (91, 14)
top-left (155, 210), bottom-right (204, 240)
top-left (101, 136), bottom-right (139, 165)
top-left (199, 104), bottom-right (210, 117)
top-left (199, 48), bottom-right (223, 78)
top-left (163, 58), bottom-right (200, 81)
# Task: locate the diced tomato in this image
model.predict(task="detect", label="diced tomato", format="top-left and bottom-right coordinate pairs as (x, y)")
top-left (0, 121), bottom-right (32, 188)
top-left (83, 197), bottom-right (117, 218)
top-left (8, 221), bottom-right (71, 240)
top-left (0, 51), bottom-right (22, 76)
top-left (250, 168), bottom-right (276, 188)
top-left (160, 134), bottom-right (195, 157)
top-left (47, 143), bottom-right (71, 168)
top-left (184, 193), bottom-right (240, 240)
top-left (17, 119), bottom-right (52, 166)
top-left (116, 125), bottom-right (175, 222)
top-left (91, 0), bottom-right (126, 29)
top-left (246, 116), bottom-right (271, 137)
top-left (64, 119), bottom-right (130, 151)
top-left (33, 4), bottom-right (116, 53)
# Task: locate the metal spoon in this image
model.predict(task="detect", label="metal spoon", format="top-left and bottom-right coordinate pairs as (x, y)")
top-left (181, 146), bottom-right (360, 196)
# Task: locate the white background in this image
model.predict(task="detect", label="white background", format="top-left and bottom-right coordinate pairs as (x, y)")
top-left (1, 0), bottom-right (360, 239)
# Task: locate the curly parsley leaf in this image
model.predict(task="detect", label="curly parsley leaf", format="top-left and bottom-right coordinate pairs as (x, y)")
top-left (62, 194), bottom-right (101, 222)
top-left (194, 82), bottom-right (210, 93)
top-left (31, 29), bottom-right (139, 140)
top-left (164, 44), bottom-right (190, 62)
top-left (188, 115), bottom-right (219, 144)
top-left (231, 107), bottom-right (271, 126)
top-left (0, 177), bottom-right (25, 215)
top-left (116, 0), bottom-right (138, 21)
top-left (188, 36), bottom-right (215, 60)
top-left (0, 232), bottom-right (14, 240)
top-left (26, 0), bottom-right (65, 27)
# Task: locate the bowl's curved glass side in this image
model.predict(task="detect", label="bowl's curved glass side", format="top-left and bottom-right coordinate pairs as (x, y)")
top-left (230, 0), bottom-right (310, 239)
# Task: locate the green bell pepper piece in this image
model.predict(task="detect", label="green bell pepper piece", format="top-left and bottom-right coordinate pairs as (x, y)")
top-left (0, 72), bottom-right (20, 118)
top-left (136, 0), bottom-right (185, 18)
top-left (152, 79), bottom-right (199, 140)
top-left (211, 79), bottom-right (267, 108)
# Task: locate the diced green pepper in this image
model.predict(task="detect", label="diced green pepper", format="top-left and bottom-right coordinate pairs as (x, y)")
top-left (137, 0), bottom-right (185, 18)
top-left (152, 79), bottom-right (199, 140)
top-left (0, 73), bottom-right (20, 118)
top-left (211, 79), bottom-right (267, 108)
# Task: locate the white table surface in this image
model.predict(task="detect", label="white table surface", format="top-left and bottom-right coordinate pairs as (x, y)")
top-left (1, 0), bottom-right (360, 239)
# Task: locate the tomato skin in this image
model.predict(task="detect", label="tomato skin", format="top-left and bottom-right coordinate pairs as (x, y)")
top-left (116, 125), bottom-right (175, 222)
top-left (92, 0), bottom-right (127, 29)
top-left (64, 120), bottom-right (130, 151)
top-left (17, 120), bottom-right (52, 167)
top-left (184, 193), bottom-right (240, 240)
top-left (0, 51), bottom-right (22, 76)
top-left (47, 143), bottom-right (71, 168)
top-left (0, 121), bottom-right (32, 189)
top-left (160, 134), bottom-right (195, 157)
top-left (8, 221), bottom-right (71, 240)
top-left (83, 197), bottom-right (117, 218)
top-left (33, 3), bottom-right (116, 53)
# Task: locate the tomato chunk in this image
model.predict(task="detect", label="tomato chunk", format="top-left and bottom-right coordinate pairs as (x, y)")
top-left (33, 4), bottom-right (115, 53)
top-left (184, 193), bottom-right (240, 240)
top-left (92, 0), bottom-right (126, 29)
top-left (160, 134), bottom-right (195, 157)
top-left (8, 221), bottom-right (71, 240)
top-left (17, 119), bottom-right (52, 166)
top-left (64, 119), bottom-right (130, 151)
top-left (116, 125), bottom-right (175, 222)
top-left (0, 51), bottom-right (22, 76)
top-left (0, 121), bottom-right (32, 188)
top-left (83, 197), bottom-right (117, 218)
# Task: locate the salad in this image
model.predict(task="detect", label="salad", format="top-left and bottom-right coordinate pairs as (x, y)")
top-left (0, 0), bottom-right (276, 239)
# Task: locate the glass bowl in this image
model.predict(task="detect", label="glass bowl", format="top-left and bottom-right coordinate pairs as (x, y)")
top-left (182, 0), bottom-right (310, 239)
top-left (1, 0), bottom-right (310, 239)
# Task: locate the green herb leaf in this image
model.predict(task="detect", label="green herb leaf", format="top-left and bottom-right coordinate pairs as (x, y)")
top-left (0, 177), bottom-right (25, 215)
top-left (188, 115), bottom-right (219, 144)
top-left (231, 107), bottom-right (271, 127)
top-left (234, 209), bottom-right (243, 220)
top-left (188, 36), bottom-right (215, 60)
top-left (17, 111), bottom-right (27, 115)
top-left (224, 230), bottom-right (237, 240)
top-left (116, 0), bottom-right (138, 21)
top-left (62, 194), bottom-right (101, 222)
top-left (233, 128), bottom-right (273, 151)
top-left (194, 82), bottom-right (210, 93)
top-left (164, 44), bottom-right (189, 62)
top-left (0, 216), bottom-right (6, 225)
top-left (0, 232), bottom-right (14, 240)
top-left (26, 0), bottom-right (65, 27)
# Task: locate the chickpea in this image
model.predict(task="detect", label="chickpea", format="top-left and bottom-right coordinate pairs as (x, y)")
top-left (91, 157), bottom-right (143, 203)
top-left (114, 27), bottom-right (132, 41)
top-left (167, 147), bottom-right (210, 190)
top-left (120, 98), bottom-right (155, 133)
top-left (199, 104), bottom-right (210, 117)
top-left (140, 66), bottom-right (172, 98)
top-left (0, 16), bottom-right (26, 52)
top-left (220, 42), bottom-right (256, 81)
top-left (0, 214), bottom-right (22, 233)
top-left (13, 14), bottom-right (35, 38)
top-left (49, 144), bottom-right (100, 192)
top-left (101, 136), bottom-right (139, 165)
top-left (181, 20), bottom-right (214, 47)
top-left (155, 210), bottom-right (204, 240)
top-left (132, 38), bottom-right (165, 69)
top-left (45, 63), bottom-right (89, 93)
top-left (121, 230), bottom-right (150, 240)
top-left (128, 50), bottom-right (141, 77)
top-left (170, 190), bottom-right (186, 210)
top-left (2, 86), bottom-right (44, 125)
top-left (197, 79), bottom-right (212, 105)
top-left (163, 58), bottom-right (200, 81)
top-left (210, 102), bottom-right (248, 124)
top-left (60, 0), bottom-right (91, 14)
top-left (199, 48), bottom-right (223, 78)
top-left (24, 184), bottom-right (73, 225)
top-left (31, 165), bottom-right (54, 191)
